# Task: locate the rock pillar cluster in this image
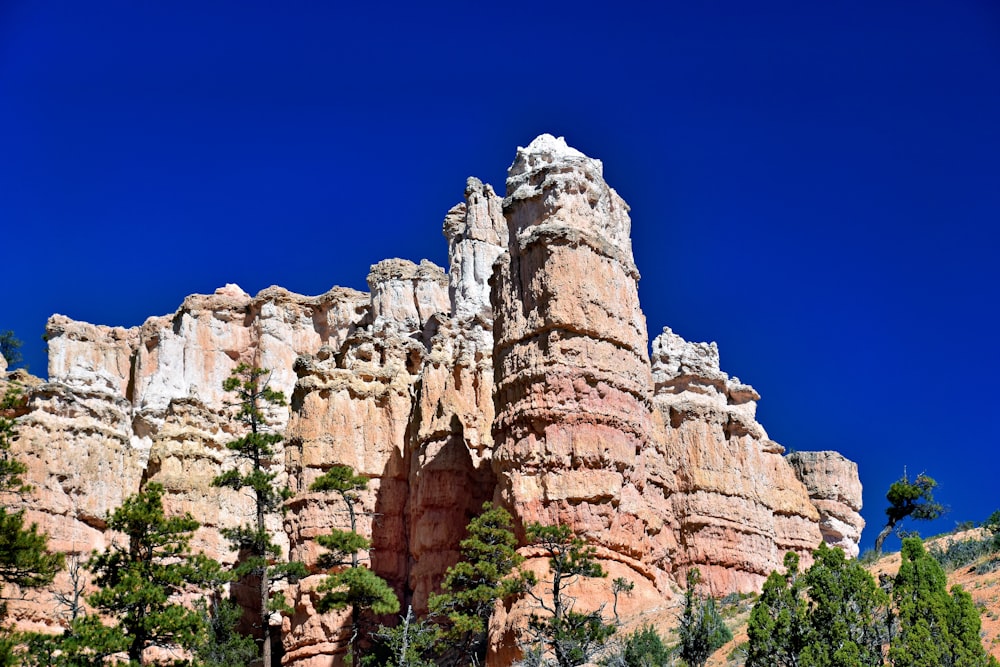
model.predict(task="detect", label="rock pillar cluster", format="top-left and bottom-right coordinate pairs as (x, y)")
top-left (4, 135), bottom-right (865, 665)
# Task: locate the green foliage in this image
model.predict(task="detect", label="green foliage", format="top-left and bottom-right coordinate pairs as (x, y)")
top-left (677, 568), bottom-right (732, 667)
top-left (0, 385), bottom-right (31, 496)
top-left (0, 512), bottom-right (63, 609)
top-left (363, 606), bottom-right (438, 667)
top-left (23, 614), bottom-right (131, 666)
top-left (798, 543), bottom-right (887, 667)
top-left (213, 364), bottom-right (289, 519)
top-left (749, 539), bottom-right (998, 667)
top-left (310, 465), bottom-right (371, 570)
top-left (746, 552), bottom-right (809, 667)
top-left (213, 364), bottom-right (305, 666)
top-left (889, 537), bottom-right (996, 667)
top-left (0, 332), bottom-right (23, 370)
top-left (929, 533), bottom-right (1000, 572)
top-left (606, 624), bottom-right (671, 667)
top-left (192, 595), bottom-right (259, 667)
top-left (79, 482), bottom-right (221, 664)
top-left (0, 384), bottom-right (61, 656)
top-left (522, 523), bottom-right (615, 667)
top-left (984, 510), bottom-right (1000, 535)
top-left (875, 471), bottom-right (944, 554)
top-left (611, 577), bottom-right (635, 625)
top-left (747, 546), bottom-right (888, 667)
top-left (428, 502), bottom-right (531, 666)
top-left (316, 566), bottom-right (399, 616)
top-left (310, 464), bottom-right (399, 663)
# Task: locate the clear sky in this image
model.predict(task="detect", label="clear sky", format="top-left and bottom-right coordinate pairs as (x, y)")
top-left (2, 1), bottom-right (998, 553)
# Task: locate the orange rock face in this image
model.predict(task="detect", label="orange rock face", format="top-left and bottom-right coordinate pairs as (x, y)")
top-left (5, 135), bottom-right (863, 665)
top-left (491, 136), bottom-right (677, 620)
top-left (651, 326), bottom-right (826, 594)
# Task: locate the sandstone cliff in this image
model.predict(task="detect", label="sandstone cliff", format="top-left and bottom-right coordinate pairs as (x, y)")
top-left (5, 135), bottom-right (863, 664)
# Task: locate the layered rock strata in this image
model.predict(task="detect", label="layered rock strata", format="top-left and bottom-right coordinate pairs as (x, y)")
top-left (5, 135), bottom-right (864, 665)
top-left (787, 450), bottom-right (865, 558)
top-left (651, 327), bottom-right (825, 593)
top-left (491, 135), bottom-right (677, 586)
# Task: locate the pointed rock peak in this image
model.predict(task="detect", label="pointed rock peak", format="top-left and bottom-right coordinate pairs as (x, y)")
top-left (508, 133), bottom-right (603, 179)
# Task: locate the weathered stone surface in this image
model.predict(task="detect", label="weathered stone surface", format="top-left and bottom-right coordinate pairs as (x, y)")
top-left (46, 315), bottom-right (140, 397)
top-left (492, 135), bottom-right (675, 642)
top-left (405, 181), bottom-right (507, 612)
top-left (282, 258), bottom-right (455, 662)
top-left (651, 325), bottom-right (824, 593)
top-left (11, 283), bottom-right (370, 636)
top-left (444, 177), bottom-right (508, 324)
top-left (787, 450), bottom-right (865, 558)
top-left (7, 135), bottom-right (864, 665)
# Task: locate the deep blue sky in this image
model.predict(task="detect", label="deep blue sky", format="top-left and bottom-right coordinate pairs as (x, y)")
top-left (2, 1), bottom-right (998, 553)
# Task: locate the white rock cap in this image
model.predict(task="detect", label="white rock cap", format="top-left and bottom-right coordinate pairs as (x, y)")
top-left (508, 134), bottom-right (603, 178)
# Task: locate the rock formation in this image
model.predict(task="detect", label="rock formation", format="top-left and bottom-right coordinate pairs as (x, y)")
top-left (4, 135), bottom-right (863, 665)
top-left (787, 451), bottom-right (865, 558)
top-left (651, 327), bottom-right (830, 593)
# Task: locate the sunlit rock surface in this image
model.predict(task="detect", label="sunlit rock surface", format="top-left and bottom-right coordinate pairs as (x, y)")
top-left (6, 135), bottom-right (861, 665)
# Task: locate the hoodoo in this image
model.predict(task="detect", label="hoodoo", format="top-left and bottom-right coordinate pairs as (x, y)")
top-left (3, 135), bottom-right (863, 665)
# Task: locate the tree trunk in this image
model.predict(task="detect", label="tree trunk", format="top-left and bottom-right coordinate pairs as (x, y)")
top-left (259, 495), bottom-right (271, 667)
top-left (873, 518), bottom-right (897, 555)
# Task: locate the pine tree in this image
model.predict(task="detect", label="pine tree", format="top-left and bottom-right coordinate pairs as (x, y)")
top-left (310, 464), bottom-right (398, 663)
top-left (428, 502), bottom-right (532, 666)
top-left (798, 543), bottom-right (887, 667)
top-left (212, 364), bottom-right (306, 667)
top-left (874, 471), bottom-right (944, 554)
top-left (76, 482), bottom-right (221, 664)
top-left (747, 539), bottom-right (998, 667)
top-left (192, 595), bottom-right (258, 667)
top-left (0, 383), bottom-right (62, 663)
top-left (366, 606), bottom-right (438, 667)
top-left (746, 552), bottom-right (809, 667)
top-left (0, 332), bottom-right (23, 370)
top-left (889, 537), bottom-right (997, 667)
top-left (522, 523), bottom-right (614, 667)
top-left (677, 568), bottom-right (732, 667)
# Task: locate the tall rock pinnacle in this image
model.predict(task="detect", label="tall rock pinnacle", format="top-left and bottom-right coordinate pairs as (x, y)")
top-left (491, 134), bottom-right (670, 592)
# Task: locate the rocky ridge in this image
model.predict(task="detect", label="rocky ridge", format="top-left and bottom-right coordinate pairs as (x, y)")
top-left (3, 135), bottom-right (864, 665)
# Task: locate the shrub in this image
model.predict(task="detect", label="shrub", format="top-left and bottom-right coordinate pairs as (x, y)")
top-left (623, 624), bottom-right (671, 666)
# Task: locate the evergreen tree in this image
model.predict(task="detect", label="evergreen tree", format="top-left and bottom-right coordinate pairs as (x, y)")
top-left (192, 595), bottom-right (258, 667)
top-left (0, 384), bottom-right (62, 663)
top-left (76, 482), bottom-right (220, 664)
top-left (748, 539), bottom-right (998, 667)
top-left (889, 537), bottom-right (997, 667)
top-left (610, 624), bottom-right (670, 667)
top-left (310, 464), bottom-right (398, 663)
top-left (428, 502), bottom-right (532, 666)
top-left (0, 332), bottom-right (23, 370)
top-left (799, 543), bottom-right (887, 667)
top-left (677, 568), bottom-right (732, 667)
top-left (874, 471), bottom-right (944, 554)
top-left (212, 364), bottom-right (306, 667)
top-left (522, 523), bottom-right (614, 667)
top-left (365, 606), bottom-right (438, 667)
top-left (746, 552), bottom-right (809, 667)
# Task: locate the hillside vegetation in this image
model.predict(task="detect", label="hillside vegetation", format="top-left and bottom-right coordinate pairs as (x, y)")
top-left (700, 528), bottom-right (1000, 666)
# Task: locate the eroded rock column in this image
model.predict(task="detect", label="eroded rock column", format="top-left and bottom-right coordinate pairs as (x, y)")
top-left (490, 137), bottom-right (672, 656)
top-left (405, 178), bottom-right (508, 612)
